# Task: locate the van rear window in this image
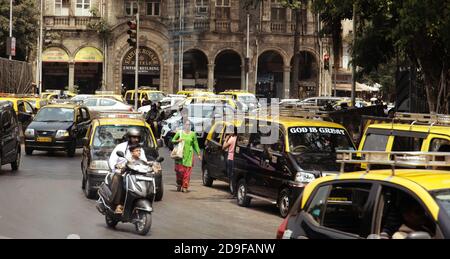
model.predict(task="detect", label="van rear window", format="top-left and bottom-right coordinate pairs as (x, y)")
top-left (363, 134), bottom-right (389, 151)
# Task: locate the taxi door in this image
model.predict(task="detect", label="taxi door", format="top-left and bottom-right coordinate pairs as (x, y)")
top-left (204, 123), bottom-right (226, 179)
top-left (0, 109), bottom-right (17, 163)
top-left (75, 107), bottom-right (91, 147)
top-left (261, 126), bottom-right (288, 199)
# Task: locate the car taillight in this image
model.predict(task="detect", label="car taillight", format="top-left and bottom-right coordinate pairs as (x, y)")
top-left (276, 217), bottom-right (289, 239)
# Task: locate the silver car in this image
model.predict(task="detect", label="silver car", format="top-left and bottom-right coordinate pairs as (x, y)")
top-left (83, 97), bottom-right (133, 113)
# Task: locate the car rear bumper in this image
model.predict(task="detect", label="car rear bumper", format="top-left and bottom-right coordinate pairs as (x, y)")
top-left (86, 170), bottom-right (109, 189)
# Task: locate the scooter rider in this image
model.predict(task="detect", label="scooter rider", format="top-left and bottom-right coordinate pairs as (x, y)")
top-left (108, 128), bottom-right (148, 214)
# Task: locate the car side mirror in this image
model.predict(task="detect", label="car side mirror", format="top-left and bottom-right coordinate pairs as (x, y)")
top-left (157, 139), bottom-right (164, 148)
top-left (116, 151), bottom-right (125, 158)
top-left (156, 157), bottom-right (164, 163)
top-left (406, 231), bottom-right (431, 239)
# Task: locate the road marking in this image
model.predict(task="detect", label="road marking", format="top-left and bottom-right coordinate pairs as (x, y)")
top-left (67, 234), bottom-right (81, 239)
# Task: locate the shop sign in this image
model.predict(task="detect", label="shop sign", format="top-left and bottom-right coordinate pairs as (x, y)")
top-left (122, 47), bottom-right (160, 75)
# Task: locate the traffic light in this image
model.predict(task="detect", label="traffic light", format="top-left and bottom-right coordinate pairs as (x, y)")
top-left (127, 20), bottom-right (137, 47)
top-left (323, 53), bottom-right (330, 70)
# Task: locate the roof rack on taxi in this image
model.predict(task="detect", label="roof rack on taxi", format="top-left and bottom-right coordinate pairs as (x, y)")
top-left (394, 112), bottom-right (450, 126)
top-left (336, 150), bottom-right (450, 175)
top-left (95, 111), bottom-right (144, 120)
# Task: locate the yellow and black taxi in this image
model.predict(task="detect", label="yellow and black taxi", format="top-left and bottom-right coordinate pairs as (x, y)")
top-left (81, 112), bottom-right (164, 200)
top-left (24, 102), bottom-right (91, 157)
top-left (124, 88), bottom-right (166, 107)
top-left (0, 101), bottom-right (21, 171)
top-left (278, 151), bottom-right (450, 239)
top-left (202, 115), bottom-right (356, 217)
top-left (0, 94), bottom-right (37, 130)
top-left (359, 113), bottom-right (450, 154)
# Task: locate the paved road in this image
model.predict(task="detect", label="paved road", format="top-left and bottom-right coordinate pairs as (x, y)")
top-left (0, 147), bottom-right (282, 239)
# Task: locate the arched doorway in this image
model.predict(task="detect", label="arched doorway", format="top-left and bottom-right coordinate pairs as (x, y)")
top-left (183, 49), bottom-right (208, 89)
top-left (74, 47), bottom-right (103, 94)
top-left (214, 50), bottom-right (242, 93)
top-left (257, 51), bottom-right (284, 99)
top-left (291, 51), bottom-right (319, 99)
top-left (122, 46), bottom-right (160, 92)
top-left (42, 47), bottom-right (70, 91)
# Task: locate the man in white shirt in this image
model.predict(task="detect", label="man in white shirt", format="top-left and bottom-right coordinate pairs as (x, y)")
top-left (109, 128), bottom-right (147, 170)
top-left (108, 128), bottom-right (147, 214)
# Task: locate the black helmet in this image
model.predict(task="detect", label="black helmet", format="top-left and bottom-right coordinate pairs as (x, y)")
top-left (127, 128), bottom-right (142, 139)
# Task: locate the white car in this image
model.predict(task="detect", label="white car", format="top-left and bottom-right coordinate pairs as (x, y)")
top-left (138, 95), bottom-right (186, 114)
top-left (83, 97), bottom-right (133, 113)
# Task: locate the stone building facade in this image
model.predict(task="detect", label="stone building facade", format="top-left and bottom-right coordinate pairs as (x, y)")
top-left (38, 0), bottom-right (335, 98)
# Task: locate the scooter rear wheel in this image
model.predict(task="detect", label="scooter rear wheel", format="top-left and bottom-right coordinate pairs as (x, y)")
top-left (135, 211), bottom-right (152, 236)
top-left (105, 215), bottom-right (118, 228)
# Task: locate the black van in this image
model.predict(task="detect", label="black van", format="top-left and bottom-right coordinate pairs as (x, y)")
top-left (0, 101), bottom-right (21, 171)
top-left (202, 117), bottom-right (356, 217)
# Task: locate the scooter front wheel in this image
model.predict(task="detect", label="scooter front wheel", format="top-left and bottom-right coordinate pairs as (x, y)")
top-left (105, 215), bottom-right (118, 228)
top-left (135, 211), bottom-right (152, 236)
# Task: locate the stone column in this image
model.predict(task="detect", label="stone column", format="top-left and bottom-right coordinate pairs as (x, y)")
top-left (283, 66), bottom-right (291, 99)
top-left (208, 63), bottom-right (215, 92)
top-left (241, 64), bottom-right (246, 90)
top-left (68, 62), bottom-right (75, 92)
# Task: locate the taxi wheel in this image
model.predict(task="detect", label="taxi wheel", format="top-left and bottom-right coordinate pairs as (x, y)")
top-left (202, 168), bottom-right (213, 187)
top-left (237, 179), bottom-right (251, 207)
top-left (84, 176), bottom-right (97, 199)
top-left (25, 147), bottom-right (33, 156)
top-left (278, 189), bottom-right (292, 218)
top-left (11, 148), bottom-right (20, 171)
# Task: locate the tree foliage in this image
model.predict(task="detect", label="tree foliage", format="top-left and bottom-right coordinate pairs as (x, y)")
top-left (0, 0), bottom-right (39, 61)
top-left (315, 0), bottom-right (450, 113)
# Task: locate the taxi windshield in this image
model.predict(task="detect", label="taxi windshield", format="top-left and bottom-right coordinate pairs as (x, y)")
top-left (288, 127), bottom-right (355, 153)
top-left (35, 108), bottom-right (74, 122)
top-left (432, 190), bottom-right (450, 218)
top-left (92, 125), bottom-right (155, 149)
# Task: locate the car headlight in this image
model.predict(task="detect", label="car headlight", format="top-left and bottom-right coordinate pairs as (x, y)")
top-left (295, 172), bottom-right (316, 183)
top-left (89, 160), bottom-right (110, 171)
top-left (55, 130), bottom-right (70, 138)
top-left (25, 129), bottom-right (35, 137)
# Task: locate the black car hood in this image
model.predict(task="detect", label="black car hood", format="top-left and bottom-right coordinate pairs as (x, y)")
top-left (292, 152), bottom-right (342, 172)
top-left (28, 121), bottom-right (73, 131)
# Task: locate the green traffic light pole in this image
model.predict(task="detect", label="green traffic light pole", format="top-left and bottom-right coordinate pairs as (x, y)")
top-left (134, 2), bottom-right (140, 111)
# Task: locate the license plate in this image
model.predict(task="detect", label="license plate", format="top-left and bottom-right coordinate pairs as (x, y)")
top-left (136, 175), bottom-right (154, 182)
top-left (36, 137), bottom-right (52, 142)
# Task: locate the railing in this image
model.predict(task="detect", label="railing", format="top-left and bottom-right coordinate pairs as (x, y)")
top-left (44, 16), bottom-right (100, 30)
top-left (194, 19), bottom-right (210, 31)
top-left (215, 20), bottom-right (230, 32)
top-left (270, 22), bottom-right (286, 33)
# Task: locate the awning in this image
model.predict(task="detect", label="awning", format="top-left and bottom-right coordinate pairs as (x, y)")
top-left (74, 47), bottom-right (103, 63)
top-left (42, 47), bottom-right (70, 62)
top-left (335, 83), bottom-right (380, 92)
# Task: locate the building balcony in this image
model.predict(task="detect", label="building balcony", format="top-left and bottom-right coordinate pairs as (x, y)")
top-left (44, 16), bottom-right (101, 30)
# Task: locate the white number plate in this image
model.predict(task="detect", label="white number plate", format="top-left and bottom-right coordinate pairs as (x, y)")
top-left (136, 175), bottom-right (154, 182)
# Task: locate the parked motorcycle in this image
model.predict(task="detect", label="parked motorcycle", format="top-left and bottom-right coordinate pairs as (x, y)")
top-left (96, 151), bottom-right (164, 235)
